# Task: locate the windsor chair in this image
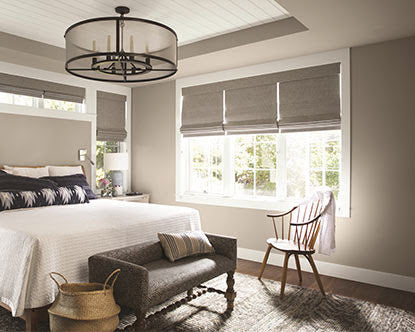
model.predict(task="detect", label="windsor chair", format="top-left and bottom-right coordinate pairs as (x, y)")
top-left (258, 199), bottom-right (326, 299)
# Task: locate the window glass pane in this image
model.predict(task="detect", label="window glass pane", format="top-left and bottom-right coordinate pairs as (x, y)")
top-left (14, 95), bottom-right (33, 106)
top-left (235, 170), bottom-right (254, 196)
top-left (309, 142), bottom-right (323, 168)
top-left (326, 170), bottom-right (339, 197)
top-left (234, 136), bottom-right (254, 169)
top-left (326, 140), bottom-right (340, 169)
top-left (210, 169), bottom-right (223, 194)
top-left (256, 142), bottom-right (276, 169)
top-left (0, 92), bottom-right (13, 104)
top-left (286, 133), bottom-right (307, 198)
top-left (310, 170), bottom-right (323, 187)
top-left (286, 130), bottom-right (341, 199)
top-left (188, 136), bottom-right (223, 194)
top-left (191, 168), bottom-right (209, 193)
top-left (44, 99), bottom-right (78, 112)
top-left (256, 170), bottom-right (276, 196)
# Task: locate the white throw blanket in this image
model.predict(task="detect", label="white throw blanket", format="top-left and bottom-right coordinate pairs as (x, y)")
top-left (300, 189), bottom-right (336, 255)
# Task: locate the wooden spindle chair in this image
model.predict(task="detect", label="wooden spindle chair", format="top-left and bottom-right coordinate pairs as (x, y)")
top-left (258, 199), bottom-right (326, 299)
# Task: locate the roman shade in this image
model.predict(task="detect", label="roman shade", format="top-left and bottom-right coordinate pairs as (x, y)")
top-left (180, 62), bottom-right (341, 136)
top-left (278, 66), bottom-right (341, 132)
top-left (0, 72), bottom-right (85, 103)
top-left (96, 91), bottom-right (127, 141)
top-left (224, 84), bottom-right (277, 134)
top-left (180, 89), bottom-right (224, 137)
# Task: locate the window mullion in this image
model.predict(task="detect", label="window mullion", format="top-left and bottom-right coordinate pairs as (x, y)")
top-left (276, 134), bottom-right (287, 200)
top-left (253, 136), bottom-right (257, 196)
top-left (223, 135), bottom-right (233, 196)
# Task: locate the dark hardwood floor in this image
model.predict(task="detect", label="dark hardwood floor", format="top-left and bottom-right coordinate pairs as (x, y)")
top-left (236, 258), bottom-right (415, 313)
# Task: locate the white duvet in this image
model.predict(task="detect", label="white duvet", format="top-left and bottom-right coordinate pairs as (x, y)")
top-left (0, 200), bottom-right (201, 316)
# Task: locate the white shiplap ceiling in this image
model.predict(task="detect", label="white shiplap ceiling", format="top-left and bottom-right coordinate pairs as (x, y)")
top-left (0, 0), bottom-right (289, 47)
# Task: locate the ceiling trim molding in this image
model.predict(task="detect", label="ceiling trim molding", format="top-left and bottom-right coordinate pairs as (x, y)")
top-left (178, 17), bottom-right (308, 60)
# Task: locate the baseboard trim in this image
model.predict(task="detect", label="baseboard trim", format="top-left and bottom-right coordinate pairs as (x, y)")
top-left (237, 247), bottom-right (415, 293)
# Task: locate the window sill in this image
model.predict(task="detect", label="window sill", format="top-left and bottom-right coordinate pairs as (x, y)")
top-left (176, 192), bottom-right (350, 218)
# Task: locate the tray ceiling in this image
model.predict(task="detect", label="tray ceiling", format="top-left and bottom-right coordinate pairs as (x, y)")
top-left (0, 0), bottom-right (289, 47)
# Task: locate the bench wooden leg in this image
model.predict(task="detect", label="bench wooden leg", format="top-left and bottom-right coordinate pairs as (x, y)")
top-left (225, 271), bottom-right (236, 311)
top-left (134, 311), bottom-right (146, 332)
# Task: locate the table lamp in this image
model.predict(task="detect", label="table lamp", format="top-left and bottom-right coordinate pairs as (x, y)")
top-left (104, 152), bottom-right (128, 196)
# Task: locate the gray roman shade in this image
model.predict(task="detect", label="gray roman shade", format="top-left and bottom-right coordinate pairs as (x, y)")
top-left (278, 64), bottom-right (341, 132)
top-left (224, 84), bottom-right (277, 134)
top-left (0, 72), bottom-right (85, 103)
top-left (180, 62), bottom-right (341, 136)
top-left (180, 88), bottom-right (224, 137)
top-left (96, 91), bottom-right (127, 141)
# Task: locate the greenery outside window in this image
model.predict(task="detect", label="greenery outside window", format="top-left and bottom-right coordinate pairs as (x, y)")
top-left (183, 130), bottom-right (341, 204)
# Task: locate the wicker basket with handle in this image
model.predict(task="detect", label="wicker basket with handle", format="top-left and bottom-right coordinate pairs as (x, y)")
top-left (48, 269), bottom-right (121, 332)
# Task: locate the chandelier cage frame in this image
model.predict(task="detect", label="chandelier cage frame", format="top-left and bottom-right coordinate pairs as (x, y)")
top-left (64, 6), bottom-right (178, 83)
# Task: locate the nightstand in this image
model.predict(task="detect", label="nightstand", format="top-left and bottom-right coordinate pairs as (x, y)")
top-left (100, 194), bottom-right (150, 203)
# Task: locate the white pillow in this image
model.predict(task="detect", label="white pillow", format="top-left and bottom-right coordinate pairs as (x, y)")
top-left (48, 166), bottom-right (84, 177)
top-left (4, 166), bottom-right (49, 178)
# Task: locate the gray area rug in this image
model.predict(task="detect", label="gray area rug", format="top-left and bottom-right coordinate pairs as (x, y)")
top-left (1, 273), bottom-right (414, 331)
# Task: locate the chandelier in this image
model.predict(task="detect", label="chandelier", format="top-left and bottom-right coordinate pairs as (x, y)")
top-left (64, 6), bottom-right (178, 83)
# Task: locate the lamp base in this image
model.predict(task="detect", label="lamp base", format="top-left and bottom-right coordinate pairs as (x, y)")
top-left (110, 170), bottom-right (123, 186)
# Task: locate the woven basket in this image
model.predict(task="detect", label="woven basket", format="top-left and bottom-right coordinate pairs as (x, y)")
top-left (48, 269), bottom-right (121, 332)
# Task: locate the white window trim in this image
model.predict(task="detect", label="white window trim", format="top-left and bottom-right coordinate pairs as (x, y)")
top-left (0, 61), bottom-right (132, 193)
top-left (176, 48), bottom-right (351, 218)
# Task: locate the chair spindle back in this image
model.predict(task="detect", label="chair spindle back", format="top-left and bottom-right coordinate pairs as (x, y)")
top-left (270, 199), bottom-right (323, 251)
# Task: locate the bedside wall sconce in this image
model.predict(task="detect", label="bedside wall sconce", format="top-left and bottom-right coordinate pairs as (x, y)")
top-left (78, 149), bottom-right (95, 166)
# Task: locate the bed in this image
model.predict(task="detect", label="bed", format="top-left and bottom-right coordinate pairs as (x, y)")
top-left (0, 168), bottom-right (201, 330)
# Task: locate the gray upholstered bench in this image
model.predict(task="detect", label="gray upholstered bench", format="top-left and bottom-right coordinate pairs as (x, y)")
top-left (88, 233), bottom-right (237, 331)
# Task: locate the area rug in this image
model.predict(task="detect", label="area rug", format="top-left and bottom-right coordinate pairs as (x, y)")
top-left (1, 273), bottom-right (414, 331)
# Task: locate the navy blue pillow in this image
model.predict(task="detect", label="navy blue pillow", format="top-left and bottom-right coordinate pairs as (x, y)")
top-left (0, 185), bottom-right (89, 212)
top-left (0, 173), bottom-right (59, 192)
top-left (41, 174), bottom-right (96, 200)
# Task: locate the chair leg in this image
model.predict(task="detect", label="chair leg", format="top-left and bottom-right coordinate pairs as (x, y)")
top-left (280, 253), bottom-right (291, 299)
top-left (225, 271), bottom-right (236, 311)
top-left (294, 254), bottom-right (302, 284)
top-left (258, 244), bottom-right (272, 280)
top-left (305, 254), bottom-right (326, 297)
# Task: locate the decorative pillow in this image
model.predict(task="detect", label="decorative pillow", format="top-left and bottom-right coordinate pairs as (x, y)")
top-left (0, 185), bottom-right (89, 212)
top-left (3, 166), bottom-right (49, 178)
top-left (41, 174), bottom-right (96, 200)
top-left (158, 231), bottom-right (214, 262)
top-left (0, 170), bottom-right (7, 176)
top-left (0, 173), bottom-right (59, 192)
top-left (48, 166), bottom-right (83, 177)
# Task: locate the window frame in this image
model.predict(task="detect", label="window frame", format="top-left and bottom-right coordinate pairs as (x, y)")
top-left (176, 49), bottom-right (351, 217)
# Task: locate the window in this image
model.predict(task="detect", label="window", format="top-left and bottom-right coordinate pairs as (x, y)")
top-left (0, 92), bottom-right (83, 112)
top-left (177, 49), bottom-right (350, 215)
top-left (181, 130), bottom-right (343, 211)
top-left (96, 141), bottom-right (121, 186)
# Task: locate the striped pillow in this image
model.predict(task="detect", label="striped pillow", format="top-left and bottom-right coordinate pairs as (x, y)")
top-left (158, 231), bottom-right (214, 262)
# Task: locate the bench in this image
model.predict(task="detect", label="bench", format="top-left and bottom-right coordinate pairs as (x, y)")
top-left (89, 233), bottom-right (237, 331)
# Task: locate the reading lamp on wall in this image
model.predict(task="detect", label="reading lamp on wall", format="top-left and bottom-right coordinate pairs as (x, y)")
top-left (78, 149), bottom-right (95, 166)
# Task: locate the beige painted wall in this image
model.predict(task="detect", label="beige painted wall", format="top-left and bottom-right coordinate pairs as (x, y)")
top-left (0, 113), bottom-right (92, 180)
top-left (131, 36), bottom-right (415, 278)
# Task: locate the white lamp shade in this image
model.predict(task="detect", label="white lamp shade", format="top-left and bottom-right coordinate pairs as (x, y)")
top-left (104, 152), bottom-right (129, 171)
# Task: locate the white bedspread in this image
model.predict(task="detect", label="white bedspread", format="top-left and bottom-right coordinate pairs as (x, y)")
top-left (0, 200), bottom-right (201, 316)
